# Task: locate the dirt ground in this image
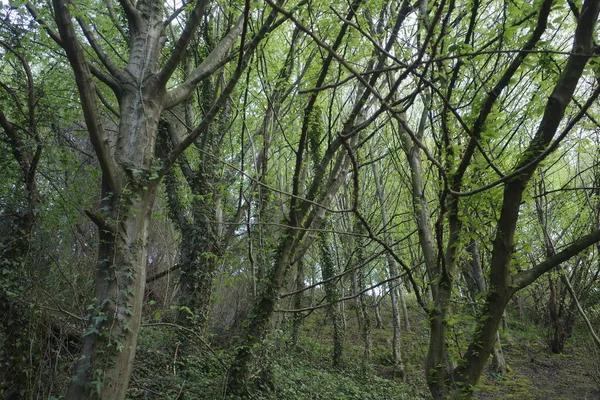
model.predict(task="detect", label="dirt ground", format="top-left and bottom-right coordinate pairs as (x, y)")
top-left (475, 336), bottom-right (600, 400)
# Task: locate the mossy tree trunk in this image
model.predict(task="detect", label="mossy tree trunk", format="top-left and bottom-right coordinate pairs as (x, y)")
top-left (291, 260), bottom-right (305, 347)
top-left (320, 228), bottom-right (345, 367)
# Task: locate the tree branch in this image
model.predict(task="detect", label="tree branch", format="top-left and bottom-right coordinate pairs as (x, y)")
top-left (512, 228), bottom-right (600, 291)
top-left (161, 7), bottom-right (279, 170)
top-left (25, 2), bottom-right (63, 46)
top-left (157, 0), bottom-right (208, 86)
top-left (452, 0), bottom-right (553, 191)
top-left (117, 0), bottom-right (141, 31)
top-left (74, 12), bottom-right (125, 81)
top-left (52, 0), bottom-right (119, 192)
top-left (162, 15), bottom-right (245, 109)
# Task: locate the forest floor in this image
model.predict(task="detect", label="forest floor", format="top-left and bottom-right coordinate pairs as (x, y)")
top-left (128, 296), bottom-right (600, 399)
top-left (474, 332), bottom-right (600, 400)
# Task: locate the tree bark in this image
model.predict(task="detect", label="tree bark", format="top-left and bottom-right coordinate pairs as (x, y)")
top-left (291, 260), bottom-right (305, 347)
top-left (320, 229), bottom-right (345, 367)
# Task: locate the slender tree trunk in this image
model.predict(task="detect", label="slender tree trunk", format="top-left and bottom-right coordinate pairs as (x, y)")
top-left (398, 282), bottom-right (410, 331)
top-left (320, 229), bottom-right (345, 367)
top-left (291, 260), bottom-right (305, 347)
top-left (370, 275), bottom-right (384, 330)
top-left (548, 276), bottom-right (567, 353)
top-left (398, 115), bottom-right (438, 301)
top-left (353, 220), bottom-right (372, 373)
top-left (372, 153), bottom-right (405, 374)
top-left (536, 180), bottom-right (569, 354)
top-left (351, 256), bottom-right (364, 333)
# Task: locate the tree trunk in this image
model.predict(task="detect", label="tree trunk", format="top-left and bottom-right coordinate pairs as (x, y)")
top-left (372, 153), bottom-right (405, 374)
top-left (548, 276), bottom-right (567, 353)
top-left (465, 239), bottom-right (507, 374)
top-left (291, 260), bottom-right (305, 347)
top-left (427, 2), bottom-right (599, 397)
top-left (398, 115), bottom-right (438, 302)
top-left (353, 220), bottom-right (372, 373)
top-left (228, 234), bottom-right (296, 394)
top-left (320, 229), bottom-right (345, 367)
top-left (370, 275), bottom-right (384, 330)
top-left (67, 184), bottom-right (158, 399)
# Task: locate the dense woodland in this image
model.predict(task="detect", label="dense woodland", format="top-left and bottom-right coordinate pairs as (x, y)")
top-left (2, 0), bottom-right (600, 399)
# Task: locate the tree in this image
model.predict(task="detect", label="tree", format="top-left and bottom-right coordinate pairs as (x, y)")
top-left (20, 1), bottom-right (279, 397)
top-left (411, 0), bottom-right (600, 397)
top-left (0, 31), bottom-right (43, 398)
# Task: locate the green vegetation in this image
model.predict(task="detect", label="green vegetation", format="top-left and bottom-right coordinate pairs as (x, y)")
top-left (2, 0), bottom-right (600, 399)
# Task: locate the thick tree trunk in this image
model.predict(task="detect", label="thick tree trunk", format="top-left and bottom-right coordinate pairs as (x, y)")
top-left (66, 186), bottom-right (157, 400)
top-left (48, 0), bottom-right (256, 396)
top-left (465, 239), bottom-right (507, 374)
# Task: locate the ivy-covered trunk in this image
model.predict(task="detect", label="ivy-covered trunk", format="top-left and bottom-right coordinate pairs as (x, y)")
top-left (228, 233), bottom-right (297, 393)
top-left (320, 229), bottom-right (345, 367)
top-left (291, 260), bottom-right (305, 347)
top-left (0, 208), bottom-right (39, 398)
top-left (66, 184), bottom-right (158, 399)
top-left (48, 0), bottom-right (255, 394)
